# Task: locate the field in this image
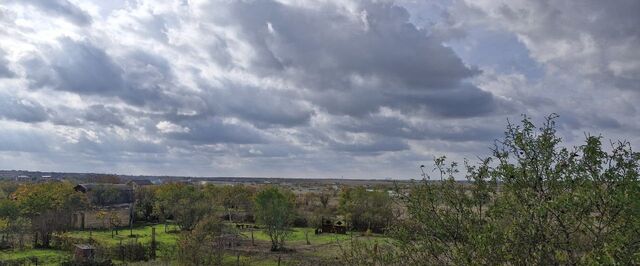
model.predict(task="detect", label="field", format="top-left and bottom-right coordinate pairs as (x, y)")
top-left (0, 249), bottom-right (70, 265)
top-left (0, 224), bottom-right (387, 265)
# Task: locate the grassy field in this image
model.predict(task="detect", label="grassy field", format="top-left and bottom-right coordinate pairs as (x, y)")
top-left (63, 223), bottom-right (179, 246)
top-left (241, 227), bottom-right (352, 244)
top-left (0, 249), bottom-right (70, 265)
top-left (1, 224), bottom-right (387, 265)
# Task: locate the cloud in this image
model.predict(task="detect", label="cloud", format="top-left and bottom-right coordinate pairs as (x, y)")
top-left (0, 50), bottom-right (14, 78)
top-left (0, 0), bottom-right (636, 178)
top-left (83, 104), bottom-right (126, 127)
top-left (201, 83), bottom-right (315, 127)
top-left (0, 127), bottom-right (51, 152)
top-left (164, 118), bottom-right (267, 145)
top-left (332, 137), bottom-right (410, 154)
top-left (15, 0), bottom-right (92, 26)
top-left (204, 0), bottom-right (496, 117)
top-left (456, 0), bottom-right (640, 92)
top-left (25, 38), bottom-right (124, 95)
top-left (0, 93), bottom-right (48, 123)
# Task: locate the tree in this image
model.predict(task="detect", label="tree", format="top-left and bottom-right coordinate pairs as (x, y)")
top-left (339, 187), bottom-right (394, 232)
top-left (13, 182), bottom-right (87, 247)
top-left (177, 216), bottom-right (230, 266)
top-left (214, 185), bottom-right (255, 223)
top-left (134, 186), bottom-right (156, 221)
top-left (254, 187), bottom-right (295, 251)
top-left (341, 115), bottom-right (640, 265)
top-left (0, 199), bottom-right (28, 248)
top-left (319, 192), bottom-right (330, 209)
top-left (90, 185), bottom-right (122, 206)
top-left (0, 181), bottom-right (19, 199)
top-left (153, 183), bottom-right (210, 231)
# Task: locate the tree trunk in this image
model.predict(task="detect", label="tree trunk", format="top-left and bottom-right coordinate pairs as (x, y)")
top-left (42, 232), bottom-right (51, 248)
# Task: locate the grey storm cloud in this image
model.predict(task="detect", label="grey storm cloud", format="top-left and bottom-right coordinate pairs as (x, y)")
top-left (165, 118), bottom-right (267, 145)
top-left (202, 85), bottom-right (314, 128)
top-left (0, 128), bottom-right (51, 152)
top-left (335, 114), bottom-right (502, 142)
top-left (69, 134), bottom-right (167, 155)
top-left (459, 0), bottom-right (640, 91)
top-left (26, 38), bottom-right (124, 94)
top-left (206, 0), bottom-right (495, 117)
top-left (332, 137), bottom-right (410, 154)
top-left (0, 93), bottom-right (48, 123)
top-left (0, 50), bottom-right (14, 78)
top-left (25, 39), bottom-right (182, 108)
top-left (83, 104), bottom-right (126, 127)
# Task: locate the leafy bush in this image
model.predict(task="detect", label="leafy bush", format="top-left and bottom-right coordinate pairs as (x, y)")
top-left (342, 115), bottom-right (640, 265)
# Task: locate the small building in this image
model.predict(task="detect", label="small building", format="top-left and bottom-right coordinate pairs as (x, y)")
top-left (73, 244), bottom-right (96, 262)
top-left (320, 217), bottom-right (347, 234)
top-left (126, 179), bottom-right (153, 190)
top-left (15, 175), bottom-right (30, 182)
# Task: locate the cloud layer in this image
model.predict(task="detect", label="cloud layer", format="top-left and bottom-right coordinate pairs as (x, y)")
top-left (0, 0), bottom-right (637, 178)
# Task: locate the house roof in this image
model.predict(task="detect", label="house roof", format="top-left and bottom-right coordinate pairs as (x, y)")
top-left (74, 183), bottom-right (132, 193)
top-left (74, 244), bottom-right (96, 250)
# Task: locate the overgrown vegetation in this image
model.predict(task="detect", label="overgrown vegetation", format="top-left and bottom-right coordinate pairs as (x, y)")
top-left (254, 187), bottom-right (295, 251)
top-left (341, 115), bottom-right (640, 265)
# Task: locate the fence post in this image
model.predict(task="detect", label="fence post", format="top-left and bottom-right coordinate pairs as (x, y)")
top-left (120, 239), bottom-right (124, 262)
top-left (151, 227), bottom-right (157, 260)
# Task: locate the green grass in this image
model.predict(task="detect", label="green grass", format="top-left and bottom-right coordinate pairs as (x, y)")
top-left (241, 227), bottom-right (352, 245)
top-left (0, 249), bottom-right (70, 265)
top-left (241, 227), bottom-right (388, 246)
top-left (0, 224), bottom-right (387, 265)
top-left (63, 224), bottom-right (179, 246)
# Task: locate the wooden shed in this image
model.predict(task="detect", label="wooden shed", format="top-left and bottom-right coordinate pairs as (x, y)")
top-left (73, 244), bottom-right (96, 262)
top-left (321, 217), bottom-right (347, 234)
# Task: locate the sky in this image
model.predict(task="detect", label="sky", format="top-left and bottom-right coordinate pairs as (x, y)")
top-left (0, 0), bottom-right (638, 179)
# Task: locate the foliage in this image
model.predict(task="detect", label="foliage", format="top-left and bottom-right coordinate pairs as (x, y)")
top-left (12, 182), bottom-right (87, 247)
top-left (153, 183), bottom-right (210, 231)
top-left (177, 216), bottom-right (229, 266)
top-left (254, 187), bottom-right (296, 251)
top-left (205, 184), bottom-right (256, 223)
top-left (89, 185), bottom-right (123, 206)
top-left (339, 187), bottom-right (394, 232)
top-left (0, 249), bottom-right (71, 266)
top-left (0, 199), bottom-right (18, 219)
top-left (341, 114), bottom-right (640, 265)
top-left (134, 186), bottom-right (156, 222)
top-left (0, 182), bottom-right (19, 200)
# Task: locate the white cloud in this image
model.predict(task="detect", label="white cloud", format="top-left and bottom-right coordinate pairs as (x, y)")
top-left (156, 121), bottom-right (189, 134)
